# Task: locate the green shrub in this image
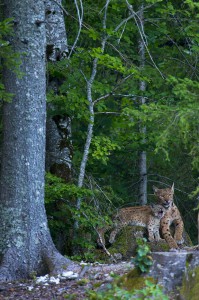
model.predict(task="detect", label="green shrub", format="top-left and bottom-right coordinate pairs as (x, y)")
top-left (86, 280), bottom-right (169, 300)
top-left (45, 173), bottom-right (115, 259)
top-left (132, 238), bottom-right (153, 273)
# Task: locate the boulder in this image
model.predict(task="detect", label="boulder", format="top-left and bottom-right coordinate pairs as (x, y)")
top-left (105, 226), bottom-right (192, 260)
top-left (107, 226), bottom-right (170, 259)
top-left (150, 250), bottom-right (199, 299)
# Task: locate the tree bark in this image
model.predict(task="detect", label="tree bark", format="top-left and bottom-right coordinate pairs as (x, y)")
top-left (0, 0), bottom-right (78, 282)
top-left (45, 0), bottom-right (72, 181)
top-left (45, 0), bottom-right (73, 254)
top-left (138, 3), bottom-right (147, 205)
top-left (45, 0), bottom-right (68, 61)
top-left (46, 115), bottom-right (72, 181)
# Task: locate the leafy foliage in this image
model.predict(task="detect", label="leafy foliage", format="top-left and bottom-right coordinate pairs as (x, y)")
top-left (91, 136), bottom-right (121, 164)
top-left (45, 173), bottom-right (116, 260)
top-left (86, 279), bottom-right (169, 300)
top-left (132, 238), bottom-right (153, 273)
top-left (46, 0), bottom-right (199, 251)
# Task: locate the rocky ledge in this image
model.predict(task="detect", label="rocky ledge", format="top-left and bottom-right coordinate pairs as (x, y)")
top-left (150, 248), bottom-right (199, 299)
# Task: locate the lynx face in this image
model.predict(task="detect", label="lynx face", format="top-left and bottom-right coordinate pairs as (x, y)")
top-left (153, 184), bottom-right (174, 209)
top-left (151, 204), bottom-right (166, 219)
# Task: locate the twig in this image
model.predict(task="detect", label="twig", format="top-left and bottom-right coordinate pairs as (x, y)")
top-left (125, 0), bottom-right (165, 79)
top-left (68, 0), bottom-right (84, 59)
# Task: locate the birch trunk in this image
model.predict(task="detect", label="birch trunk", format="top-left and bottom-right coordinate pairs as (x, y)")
top-left (74, 2), bottom-right (109, 236)
top-left (0, 0), bottom-right (78, 281)
top-left (76, 2), bottom-right (108, 198)
top-left (138, 3), bottom-right (147, 205)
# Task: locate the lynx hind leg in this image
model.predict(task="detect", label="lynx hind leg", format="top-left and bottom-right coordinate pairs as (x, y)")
top-left (173, 218), bottom-right (184, 244)
top-left (161, 220), bottom-right (179, 249)
top-left (97, 227), bottom-right (109, 247)
top-left (109, 223), bottom-right (125, 244)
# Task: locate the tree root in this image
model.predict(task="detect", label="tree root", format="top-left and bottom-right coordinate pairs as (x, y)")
top-left (0, 246), bottom-right (81, 282)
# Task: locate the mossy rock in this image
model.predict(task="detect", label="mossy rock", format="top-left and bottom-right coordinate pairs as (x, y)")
top-left (107, 226), bottom-right (171, 259)
top-left (95, 225), bottom-right (192, 262)
top-left (182, 230), bottom-right (193, 247)
top-left (92, 248), bottom-right (112, 263)
top-left (149, 240), bottom-right (170, 252)
top-left (117, 268), bottom-right (156, 291)
top-left (180, 266), bottom-right (199, 300)
top-left (108, 226), bottom-right (143, 258)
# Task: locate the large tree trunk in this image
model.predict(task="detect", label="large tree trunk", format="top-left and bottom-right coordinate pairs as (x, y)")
top-left (0, 0), bottom-right (78, 282)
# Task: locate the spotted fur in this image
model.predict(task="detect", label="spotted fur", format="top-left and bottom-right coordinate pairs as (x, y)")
top-left (153, 183), bottom-right (184, 249)
top-left (97, 204), bottom-right (166, 247)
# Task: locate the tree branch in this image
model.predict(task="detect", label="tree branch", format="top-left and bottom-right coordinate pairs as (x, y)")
top-left (125, 0), bottom-right (165, 79)
top-left (68, 0), bottom-right (83, 59)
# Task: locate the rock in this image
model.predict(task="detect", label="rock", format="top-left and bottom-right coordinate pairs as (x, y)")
top-left (149, 250), bottom-right (199, 299)
top-left (107, 226), bottom-right (170, 259)
top-left (49, 277), bottom-right (60, 284)
top-left (100, 226), bottom-right (192, 260)
top-left (117, 268), bottom-right (156, 291)
top-left (149, 251), bottom-right (187, 292)
top-left (61, 271), bottom-right (79, 279)
top-left (36, 275), bottom-right (49, 284)
top-left (113, 253), bottom-right (123, 260)
top-left (108, 226), bottom-right (147, 259)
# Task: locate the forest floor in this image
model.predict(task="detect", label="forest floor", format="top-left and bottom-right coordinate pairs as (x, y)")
top-left (0, 261), bottom-right (132, 300)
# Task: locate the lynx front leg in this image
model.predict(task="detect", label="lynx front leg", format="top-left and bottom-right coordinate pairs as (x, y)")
top-left (147, 224), bottom-right (155, 242)
top-left (153, 228), bottom-right (163, 241)
top-left (173, 217), bottom-right (184, 245)
top-left (97, 226), bottom-right (110, 247)
top-left (160, 218), bottom-right (179, 249)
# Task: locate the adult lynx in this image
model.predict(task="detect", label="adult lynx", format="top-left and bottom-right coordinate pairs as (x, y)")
top-left (153, 183), bottom-right (184, 249)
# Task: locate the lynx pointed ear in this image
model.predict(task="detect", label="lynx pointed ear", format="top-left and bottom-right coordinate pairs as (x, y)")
top-left (153, 185), bottom-right (158, 193)
top-left (150, 203), bottom-right (155, 208)
top-left (171, 183), bottom-right (174, 192)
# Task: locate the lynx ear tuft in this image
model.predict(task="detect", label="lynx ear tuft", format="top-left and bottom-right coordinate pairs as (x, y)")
top-left (171, 182), bottom-right (174, 192)
top-left (153, 185), bottom-right (158, 193)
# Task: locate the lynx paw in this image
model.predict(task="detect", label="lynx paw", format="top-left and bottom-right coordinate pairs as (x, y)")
top-left (169, 248), bottom-right (179, 252)
top-left (155, 238), bottom-right (165, 242)
top-left (175, 238), bottom-right (184, 245)
top-left (109, 237), bottom-right (115, 244)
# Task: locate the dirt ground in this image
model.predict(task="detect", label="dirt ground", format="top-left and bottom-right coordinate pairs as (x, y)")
top-left (0, 262), bottom-right (132, 300)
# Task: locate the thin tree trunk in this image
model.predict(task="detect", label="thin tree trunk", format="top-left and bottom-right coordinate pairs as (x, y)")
top-left (74, 2), bottom-right (109, 238)
top-left (138, 3), bottom-right (147, 205)
top-left (0, 0), bottom-right (79, 281)
top-left (76, 0), bottom-right (109, 204)
top-left (74, 69), bottom-right (95, 235)
top-left (77, 79), bottom-right (95, 206)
